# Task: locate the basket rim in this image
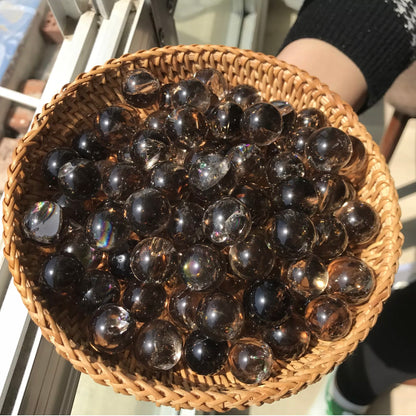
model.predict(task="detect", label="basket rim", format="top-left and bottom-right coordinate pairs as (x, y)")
top-left (1, 44), bottom-right (403, 413)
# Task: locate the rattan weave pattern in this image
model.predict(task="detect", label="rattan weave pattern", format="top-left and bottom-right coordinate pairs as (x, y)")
top-left (2, 45), bottom-right (403, 413)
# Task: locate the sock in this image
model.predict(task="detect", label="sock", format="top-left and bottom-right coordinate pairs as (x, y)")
top-left (327, 375), bottom-right (370, 415)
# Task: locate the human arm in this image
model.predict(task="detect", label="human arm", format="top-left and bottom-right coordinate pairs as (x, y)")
top-left (276, 0), bottom-right (416, 113)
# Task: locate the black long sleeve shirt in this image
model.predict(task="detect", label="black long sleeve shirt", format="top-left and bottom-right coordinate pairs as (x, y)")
top-left (280, 0), bottom-right (416, 110)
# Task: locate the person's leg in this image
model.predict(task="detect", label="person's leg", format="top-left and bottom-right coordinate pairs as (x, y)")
top-left (328, 280), bottom-right (416, 413)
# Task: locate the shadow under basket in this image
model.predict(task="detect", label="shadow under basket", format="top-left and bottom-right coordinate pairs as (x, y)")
top-left (2, 45), bottom-right (403, 413)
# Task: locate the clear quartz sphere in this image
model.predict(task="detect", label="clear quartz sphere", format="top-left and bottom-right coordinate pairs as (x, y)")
top-left (188, 153), bottom-right (231, 192)
top-left (22, 201), bottom-right (64, 244)
top-left (171, 78), bottom-right (211, 112)
top-left (85, 205), bottom-right (130, 251)
top-left (130, 237), bottom-right (177, 284)
top-left (179, 244), bottom-right (225, 291)
top-left (227, 143), bottom-right (266, 183)
top-left (168, 287), bottom-right (203, 331)
top-left (122, 68), bottom-right (161, 108)
top-left (90, 304), bottom-right (136, 354)
top-left (228, 339), bottom-right (274, 384)
top-left (203, 197), bottom-right (251, 246)
top-left (134, 319), bottom-right (183, 370)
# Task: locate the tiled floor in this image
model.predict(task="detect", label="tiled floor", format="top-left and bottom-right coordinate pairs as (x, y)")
top-left (71, 1), bottom-right (416, 415)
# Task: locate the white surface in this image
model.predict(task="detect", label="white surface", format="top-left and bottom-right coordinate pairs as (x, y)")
top-left (0, 86), bottom-right (40, 108)
top-left (40, 9), bottom-right (99, 105)
top-left (84, 0), bottom-right (132, 70)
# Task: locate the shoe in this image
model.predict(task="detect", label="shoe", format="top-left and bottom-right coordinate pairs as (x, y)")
top-left (325, 372), bottom-right (369, 415)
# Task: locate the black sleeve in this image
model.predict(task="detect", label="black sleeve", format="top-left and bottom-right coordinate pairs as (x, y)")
top-left (279, 0), bottom-right (416, 110)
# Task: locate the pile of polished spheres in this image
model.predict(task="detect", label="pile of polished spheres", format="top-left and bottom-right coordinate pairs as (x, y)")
top-left (22, 67), bottom-right (380, 385)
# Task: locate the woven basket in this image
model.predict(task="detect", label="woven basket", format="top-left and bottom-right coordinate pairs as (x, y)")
top-left (2, 45), bottom-right (403, 413)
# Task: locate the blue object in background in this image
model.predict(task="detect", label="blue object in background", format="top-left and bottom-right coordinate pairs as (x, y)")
top-left (0, 0), bottom-right (43, 82)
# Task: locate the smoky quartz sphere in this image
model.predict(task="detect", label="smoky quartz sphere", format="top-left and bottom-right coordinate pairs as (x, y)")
top-left (229, 231), bottom-right (275, 280)
top-left (41, 253), bottom-right (84, 292)
top-left (58, 158), bottom-right (101, 200)
top-left (194, 67), bottom-right (228, 100)
top-left (263, 314), bottom-right (311, 360)
top-left (125, 188), bottom-right (171, 236)
top-left (305, 295), bottom-right (352, 341)
top-left (306, 127), bottom-right (353, 172)
top-left (185, 330), bottom-right (229, 375)
top-left (78, 270), bottom-right (120, 311)
top-left (327, 256), bottom-right (375, 305)
top-left (197, 292), bottom-right (244, 341)
top-left (59, 228), bottom-right (102, 270)
top-left (43, 148), bottom-right (79, 186)
top-left (169, 288), bottom-right (202, 331)
top-left (122, 282), bottom-right (166, 322)
top-left (242, 102), bottom-right (283, 146)
top-left (335, 200), bottom-right (380, 246)
top-left (244, 279), bottom-right (291, 324)
top-left (229, 339), bottom-right (274, 384)
top-left (267, 209), bottom-right (317, 260)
